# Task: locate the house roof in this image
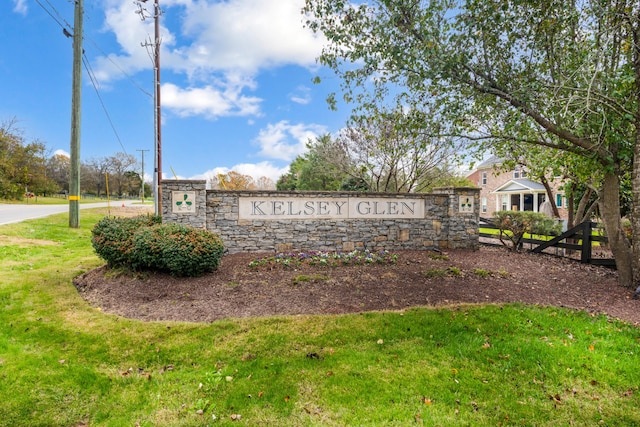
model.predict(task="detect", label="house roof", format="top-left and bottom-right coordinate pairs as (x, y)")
top-left (476, 155), bottom-right (502, 169)
top-left (493, 179), bottom-right (546, 193)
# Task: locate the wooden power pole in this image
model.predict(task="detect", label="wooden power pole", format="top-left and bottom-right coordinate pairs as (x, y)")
top-left (154, 0), bottom-right (163, 217)
top-left (139, 0), bottom-right (163, 216)
top-left (69, 0), bottom-right (83, 228)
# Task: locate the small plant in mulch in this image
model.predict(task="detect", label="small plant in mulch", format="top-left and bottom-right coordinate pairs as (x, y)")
top-left (497, 269), bottom-right (511, 278)
top-left (472, 268), bottom-right (492, 278)
top-left (248, 249), bottom-right (398, 269)
top-left (423, 266), bottom-right (462, 278)
top-left (292, 274), bottom-right (330, 285)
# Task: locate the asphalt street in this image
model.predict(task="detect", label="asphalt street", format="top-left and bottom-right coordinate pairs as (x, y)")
top-left (0, 200), bottom-right (147, 225)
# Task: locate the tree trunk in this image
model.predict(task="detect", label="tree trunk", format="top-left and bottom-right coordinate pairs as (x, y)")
top-left (574, 187), bottom-right (595, 225)
top-left (631, 10), bottom-right (640, 288)
top-left (540, 176), bottom-right (560, 218)
top-left (600, 172), bottom-right (634, 288)
top-left (633, 120), bottom-right (640, 287)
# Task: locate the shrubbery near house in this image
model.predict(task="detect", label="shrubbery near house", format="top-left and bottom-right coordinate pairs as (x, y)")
top-left (494, 211), bottom-right (562, 251)
top-left (91, 215), bottom-right (224, 277)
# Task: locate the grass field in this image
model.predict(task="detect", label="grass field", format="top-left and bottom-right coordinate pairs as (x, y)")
top-left (0, 196), bottom-right (153, 205)
top-left (1, 210), bottom-right (639, 426)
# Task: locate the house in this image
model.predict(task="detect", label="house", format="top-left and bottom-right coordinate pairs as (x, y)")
top-left (466, 156), bottom-right (568, 219)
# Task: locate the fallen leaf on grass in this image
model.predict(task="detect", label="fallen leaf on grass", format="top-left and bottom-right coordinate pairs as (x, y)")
top-left (549, 394), bottom-right (562, 404)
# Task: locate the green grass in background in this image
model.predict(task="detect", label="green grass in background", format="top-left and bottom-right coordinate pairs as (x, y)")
top-left (1, 211), bottom-right (638, 426)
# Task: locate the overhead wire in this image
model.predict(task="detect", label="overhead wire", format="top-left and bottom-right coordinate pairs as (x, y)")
top-left (34, 0), bottom-right (154, 156)
top-left (44, 0), bottom-right (72, 28)
top-left (84, 38), bottom-right (153, 98)
top-left (33, 0), bottom-right (69, 31)
top-left (82, 53), bottom-right (129, 154)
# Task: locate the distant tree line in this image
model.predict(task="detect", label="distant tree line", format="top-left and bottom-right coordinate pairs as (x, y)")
top-left (0, 119), bottom-right (146, 200)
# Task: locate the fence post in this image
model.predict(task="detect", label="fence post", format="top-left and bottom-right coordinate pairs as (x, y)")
top-left (580, 221), bottom-right (593, 263)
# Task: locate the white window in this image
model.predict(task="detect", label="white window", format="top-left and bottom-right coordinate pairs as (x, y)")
top-left (481, 171), bottom-right (487, 186)
top-left (481, 197), bottom-right (487, 213)
top-left (513, 167), bottom-right (526, 179)
top-left (501, 195), bottom-right (509, 211)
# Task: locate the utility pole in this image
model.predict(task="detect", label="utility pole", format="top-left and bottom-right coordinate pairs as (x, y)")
top-left (154, 0), bottom-right (162, 217)
top-left (69, 0), bottom-right (83, 228)
top-left (137, 149), bottom-right (149, 203)
top-left (137, 0), bottom-right (163, 217)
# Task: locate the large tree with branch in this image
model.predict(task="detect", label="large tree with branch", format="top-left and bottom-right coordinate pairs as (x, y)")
top-left (304, 0), bottom-right (640, 288)
top-left (337, 103), bottom-right (461, 192)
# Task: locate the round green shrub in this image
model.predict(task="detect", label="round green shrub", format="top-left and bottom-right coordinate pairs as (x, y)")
top-left (132, 223), bottom-right (225, 277)
top-left (91, 215), bottom-right (161, 267)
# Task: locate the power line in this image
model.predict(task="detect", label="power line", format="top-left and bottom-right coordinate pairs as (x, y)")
top-left (33, 0), bottom-right (69, 31)
top-left (35, 0), bottom-right (153, 99)
top-left (44, 0), bottom-right (72, 28)
top-left (83, 37), bottom-right (153, 98)
top-left (82, 53), bottom-right (129, 154)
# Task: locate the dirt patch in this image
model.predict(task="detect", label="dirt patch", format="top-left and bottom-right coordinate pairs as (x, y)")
top-left (0, 236), bottom-right (60, 246)
top-left (74, 246), bottom-right (640, 325)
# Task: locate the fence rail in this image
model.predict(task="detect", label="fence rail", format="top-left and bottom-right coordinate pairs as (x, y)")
top-left (479, 217), bottom-right (615, 268)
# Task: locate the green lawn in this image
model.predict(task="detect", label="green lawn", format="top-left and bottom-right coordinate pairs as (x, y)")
top-left (0, 196), bottom-right (153, 205)
top-left (1, 211), bottom-right (639, 426)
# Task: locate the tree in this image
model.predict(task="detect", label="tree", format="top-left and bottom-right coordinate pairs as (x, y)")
top-left (0, 118), bottom-right (57, 199)
top-left (210, 171), bottom-right (257, 190)
top-left (276, 156), bottom-right (307, 190)
top-left (107, 152), bottom-right (138, 197)
top-left (417, 166), bottom-right (475, 192)
top-left (304, 0), bottom-right (640, 288)
top-left (338, 105), bottom-right (460, 192)
top-left (297, 134), bottom-right (349, 191)
top-left (83, 157), bottom-right (112, 197)
top-left (46, 153), bottom-right (70, 193)
top-left (276, 134), bottom-right (352, 191)
top-left (255, 176), bottom-right (276, 190)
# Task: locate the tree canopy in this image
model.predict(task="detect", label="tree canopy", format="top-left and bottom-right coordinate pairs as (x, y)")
top-left (304, 0), bottom-right (640, 287)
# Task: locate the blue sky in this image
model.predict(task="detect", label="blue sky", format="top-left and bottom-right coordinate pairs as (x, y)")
top-left (2, 0), bottom-right (350, 184)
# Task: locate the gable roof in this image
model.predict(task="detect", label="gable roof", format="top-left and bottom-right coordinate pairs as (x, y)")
top-left (493, 179), bottom-right (546, 193)
top-left (476, 156), bottom-right (502, 169)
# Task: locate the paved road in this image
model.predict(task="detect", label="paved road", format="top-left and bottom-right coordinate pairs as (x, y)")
top-left (0, 200), bottom-right (149, 225)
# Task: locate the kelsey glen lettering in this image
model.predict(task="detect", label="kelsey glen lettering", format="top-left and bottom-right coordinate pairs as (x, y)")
top-left (238, 197), bottom-right (424, 220)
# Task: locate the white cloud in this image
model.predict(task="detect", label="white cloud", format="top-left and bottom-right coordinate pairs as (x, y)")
top-left (94, 0), bottom-right (327, 120)
top-left (289, 86), bottom-right (312, 105)
top-left (254, 121), bottom-right (327, 161)
top-left (162, 81), bottom-right (262, 118)
top-left (178, 0), bottom-right (324, 74)
top-left (193, 161), bottom-right (288, 183)
top-left (54, 149), bottom-right (70, 158)
top-left (12, 0), bottom-right (27, 15)
top-left (92, 2), bottom-right (173, 83)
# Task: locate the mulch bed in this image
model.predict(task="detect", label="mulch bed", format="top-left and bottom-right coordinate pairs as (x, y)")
top-left (74, 246), bottom-right (640, 325)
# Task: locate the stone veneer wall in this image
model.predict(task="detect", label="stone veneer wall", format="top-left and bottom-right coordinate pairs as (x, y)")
top-left (162, 180), bottom-right (479, 254)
